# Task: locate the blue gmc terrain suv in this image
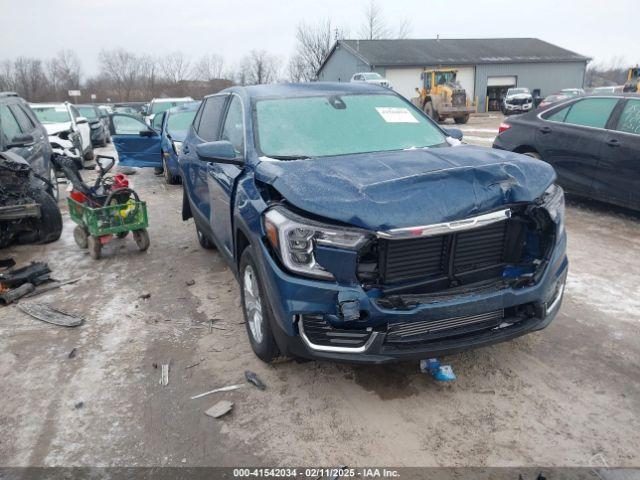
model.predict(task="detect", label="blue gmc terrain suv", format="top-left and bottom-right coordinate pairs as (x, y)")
top-left (179, 83), bottom-right (568, 364)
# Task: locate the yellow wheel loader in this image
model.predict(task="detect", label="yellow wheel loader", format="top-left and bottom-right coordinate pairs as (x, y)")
top-left (412, 68), bottom-right (476, 124)
top-left (623, 67), bottom-right (640, 93)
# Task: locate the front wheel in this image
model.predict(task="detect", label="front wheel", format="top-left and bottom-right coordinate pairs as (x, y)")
top-left (84, 147), bottom-right (95, 162)
top-left (88, 235), bottom-right (101, 259)
top-left (163, 158), bottom-right (178, 185)
top-left (240, 247), bottom-right (282, 363)
top-left (196, 224), bottom-right (216, 250)
top-left (32, 189), bottom-right (62, 244)
top-left (454, 114), bottom-right (470, 124)
top-left (47, 163), bottom-right (59, 201)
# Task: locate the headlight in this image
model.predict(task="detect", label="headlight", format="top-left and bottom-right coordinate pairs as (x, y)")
top-left (263, 207), bottom-right (368, 280)
top-left (541, 184), bottom-right (565, 231)
top-left (172, 141), bottom-right (183, 155)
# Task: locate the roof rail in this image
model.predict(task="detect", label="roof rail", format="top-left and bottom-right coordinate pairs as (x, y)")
top-left (0, 92), bottom-right (20, 98)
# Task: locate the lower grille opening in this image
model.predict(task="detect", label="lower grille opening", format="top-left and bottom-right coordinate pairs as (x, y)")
top-left (300, 314), bottom-right (371, 348)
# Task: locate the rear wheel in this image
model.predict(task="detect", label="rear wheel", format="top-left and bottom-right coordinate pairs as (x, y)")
top-left (84, 147), bottom-right (95, 161)
top-left (88, 235), bottom-right (101, 259)
top-left (454, 114), bottom-right (470, 124)
top-left (73, 226), bottom-right (88, 248)
top-left (522, 151), bottom-right (541, 160)
top-left (133, 228), bottom-right (150, 251)
top-left (240, 247), bottom-right (282, 363)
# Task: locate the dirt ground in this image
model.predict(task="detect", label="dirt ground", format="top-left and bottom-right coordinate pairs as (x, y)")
top-left (1, 114), bottom-right (639, 467)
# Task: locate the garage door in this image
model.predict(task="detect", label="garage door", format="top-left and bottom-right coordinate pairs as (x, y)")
top-left (487, 76), bottom-right (517, 87)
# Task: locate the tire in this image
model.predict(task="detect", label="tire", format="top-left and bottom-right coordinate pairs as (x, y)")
top-left (153, 167), bottom-right (163, 175)
top-left (88, 235), bottom-right (101, 259)
top-left (47, 163), bottom-right (59, 201)
top-left (522, 151), bottom-right (542, 160)
top-left (239, 247), bottom-right (282, 363)
top-left (33, 190), bottom-right (62, 244)
top-left (163, 158), bottom-right (178, 185)
top-left (84, 147), bottom-right (95, 161)
top-left (454, 114), bottom-right (470, 124)
top-left (73, 225), bottom-right (88, 248)
top-left (196, 224), bottom-right (216, 250)
top-left (133, 228), bottom-right (150, 251)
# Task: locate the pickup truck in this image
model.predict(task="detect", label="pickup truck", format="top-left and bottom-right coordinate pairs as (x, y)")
top-left (111, 83), bottom-right (568, 365)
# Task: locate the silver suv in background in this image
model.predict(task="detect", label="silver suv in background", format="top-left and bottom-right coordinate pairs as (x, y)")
top-left (350, 72), bottom-right (393, 89)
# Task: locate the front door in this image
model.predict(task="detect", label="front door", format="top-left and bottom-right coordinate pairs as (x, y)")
top-left (536, 97), bottom-right (620, 197)
top-left (110, 114), bottom-right (162, 167)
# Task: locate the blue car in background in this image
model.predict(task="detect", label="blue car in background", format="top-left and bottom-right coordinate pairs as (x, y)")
top-left (176, 83), bottom-right (568, 365)
top-left (109, 101), bottom-right (200, 184)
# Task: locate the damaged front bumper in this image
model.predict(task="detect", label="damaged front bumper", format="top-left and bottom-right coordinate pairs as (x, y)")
top-left (254, 229), bottom-right (568, 364)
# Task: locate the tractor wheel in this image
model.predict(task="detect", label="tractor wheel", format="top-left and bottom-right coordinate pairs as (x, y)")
top-left (423, 102), bottom-right (437, 121)
top-left (454, 114), bottom-right (470, 124)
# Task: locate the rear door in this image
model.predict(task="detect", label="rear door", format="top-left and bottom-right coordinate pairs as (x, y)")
top-left (182, 94), bottom-right (228, 226)
top-left (206, 95), bottom-right (245, 258)
top-left (110, 113), bottom-right (162, 167)
top-left (596, 98), bottom-right (640, 209)
top-left (70, 105), bottom-right (91, 152)
top-left (536, 97), bottom-right (620, 196)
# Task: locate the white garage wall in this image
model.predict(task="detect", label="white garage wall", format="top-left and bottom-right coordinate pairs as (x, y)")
top-left (386, 66), bottom-right (476, 102)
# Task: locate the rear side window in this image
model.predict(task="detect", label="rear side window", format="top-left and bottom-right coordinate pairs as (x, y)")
top-left (0, 104), bottom-right (23, 141)
top-left (10, 104), bottom-right (35, 132)
top-left (616, 99), bottom-right (640, 135)
top-left (563, 98), bottom-right (619, 129)
top-left (546, 105), bottom-right (570, 122)
top-left (197, 96), bottom-right (227, 141)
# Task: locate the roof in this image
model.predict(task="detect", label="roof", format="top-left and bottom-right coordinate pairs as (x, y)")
top-left (218, 82), bottom-right (387, 100)
top-left (322, 38), bottom-right (589, 71)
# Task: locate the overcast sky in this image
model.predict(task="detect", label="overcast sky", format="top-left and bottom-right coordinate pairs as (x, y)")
top-left (1, 0), bottom-right (637, 76)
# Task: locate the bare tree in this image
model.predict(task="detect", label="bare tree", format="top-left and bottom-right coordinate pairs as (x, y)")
top-left (13, 57), bottom-right (49, 101)
top-left (288, 19), bottom-right (341, 82)
top-left (287, 54), bottom-right (308, 83)
top-left (359, 0), bottom-right (390, 40)
top-left (585, 56), bottom-right (628, 87)
top-left (396, 18), bottom-right (413, 39)
top-left (0, 60), bottom-right (16, 92)
top-left (192, 53), bottom-right (225, 81)
top-left (239, 50), bottom-right (280, 85)
top-left (98, 48), bottom-right (145, 101)
top-left (48, 50), bottom-right (81, 95)
top-left (161, 51), bottom-right (191, 84)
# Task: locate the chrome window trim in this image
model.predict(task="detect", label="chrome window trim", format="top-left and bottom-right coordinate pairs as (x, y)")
top-left (376, 208), bottom-right (511, 240)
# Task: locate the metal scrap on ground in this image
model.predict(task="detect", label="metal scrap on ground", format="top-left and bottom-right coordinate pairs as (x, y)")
top-left (17, 302), bottom-right (84, 327)
top-left (160, 364), bottom-right (169, 386)
top-left (190, 384), bottom-right (243, 400)
top-left (245, 370), bottom-right (266, 390)
top-left (204, 400), bottom-right (233, 419)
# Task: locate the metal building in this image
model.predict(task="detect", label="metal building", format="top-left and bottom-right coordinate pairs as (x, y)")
top-left (316, 38), bottom-right (589, 112)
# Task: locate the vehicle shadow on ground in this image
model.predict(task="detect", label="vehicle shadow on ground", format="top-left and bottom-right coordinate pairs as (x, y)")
top-left (566, 195), bottom-right (640, 221)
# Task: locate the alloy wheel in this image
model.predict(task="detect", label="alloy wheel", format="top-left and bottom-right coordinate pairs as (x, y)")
top-left (243, 265), bottom-right (264, 344)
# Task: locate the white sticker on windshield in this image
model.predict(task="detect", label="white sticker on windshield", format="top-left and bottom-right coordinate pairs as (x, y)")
top-left (376, 107), bottom-right (418, 123)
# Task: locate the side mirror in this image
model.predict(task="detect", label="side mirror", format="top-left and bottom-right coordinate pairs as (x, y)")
top-left (76, 116), bottom-right (88, 124)
top-left (444, 128), bottom-right (463, 141)
top-left (7, 133), bottom-right (36, 148)
top-left (196, 141), bottom-right (243, 166)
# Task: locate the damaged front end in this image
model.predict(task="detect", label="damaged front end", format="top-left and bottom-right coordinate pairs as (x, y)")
top-left (256, 181), bottom-right (567, 362)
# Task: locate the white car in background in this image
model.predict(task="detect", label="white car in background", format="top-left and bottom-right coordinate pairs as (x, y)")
top-left (350, 72), bottom-right (393, 89)
top-left (30, 102), bottom-right (94, 163)
top-left (144, 97), bottom-right (194, 125)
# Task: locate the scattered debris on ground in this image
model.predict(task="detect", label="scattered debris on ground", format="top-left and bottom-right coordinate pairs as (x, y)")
top-left (190, 384), bottom-right (243, 400)
top-left (1, 283), bottom-right (34, 304)
top-left (245, 370), bottom-right (266, 390)
top-left (160, 363), bottom-right (169, 386)
top-left (185, 362), bottom-right (200, 369)
top-left (204, 400), bottom-right (233, 419)
top-left (74, 401), bottom-right (84, 409)
top-left (139, 292), bottom-right (151, 299)
top-left (0, 262), bottom-right (52, 304)
top-left (185, 279), bottom-right (195, 286)
top-left (22, 277), bottom-right (83, 300)
top-left (420, 358), bottom-right (457, 382)
top-left (17, 302), bottom-right (84, 327)
top-left (68, 348), bottom-right (77, 359)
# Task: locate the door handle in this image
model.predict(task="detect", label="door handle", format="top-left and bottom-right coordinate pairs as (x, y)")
top-left (605, 138), bottom-right (620, 147)
top-left (539, 126), bottom-right (552, 134)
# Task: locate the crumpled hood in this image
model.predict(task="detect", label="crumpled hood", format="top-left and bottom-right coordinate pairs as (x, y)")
top-left (255, 146), bottom-right (555, 231)
top-left (505, 94), bottom-right (532, 101)
top-left (44, 122), bottom-right (73, 136)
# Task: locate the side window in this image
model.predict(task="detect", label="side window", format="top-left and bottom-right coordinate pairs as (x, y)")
top-left (0, 104), bottom-right (24, 142)
top-left (152, 112), bottom-right (165, 131)
top-left (220, 96), bottom-right (245, 157)
top-left (69, 105), bottom-right (79, 120)
top-left (10, 105), bottom-right (35, 132)
top-left (112, 114), bottom-right (151, 135)
top-left (545, 105), bottom-right (570, 122)
top-left (562, 98), bottom-right (619, 129)
top-left (616, 99), bottom-right (640, 135)
top-left (197, 95), bottom-right (227, 141)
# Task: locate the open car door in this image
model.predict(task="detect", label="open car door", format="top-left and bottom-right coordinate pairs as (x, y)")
top-left (109, 113), bottom-right (162, 167)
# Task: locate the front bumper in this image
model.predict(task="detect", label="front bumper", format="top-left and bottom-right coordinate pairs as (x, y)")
top-left (255, 231), bottom-right (568, 364)
top-left (504, 103), bottom-right (533, 112)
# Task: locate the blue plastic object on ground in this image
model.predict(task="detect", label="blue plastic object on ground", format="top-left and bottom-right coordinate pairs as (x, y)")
top-left (420, 358), bottom-right (457, 382)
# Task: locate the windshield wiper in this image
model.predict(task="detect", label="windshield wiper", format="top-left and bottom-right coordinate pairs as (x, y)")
top-left (267, 155), bottom-right (310, 160)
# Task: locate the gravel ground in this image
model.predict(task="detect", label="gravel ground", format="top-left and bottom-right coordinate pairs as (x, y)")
top-left (1, 115), bottom-right (639, 467)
